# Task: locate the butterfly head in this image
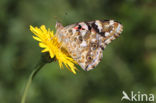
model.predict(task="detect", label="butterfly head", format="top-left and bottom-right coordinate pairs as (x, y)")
top-left (55, 22), bottom-right (64, 30)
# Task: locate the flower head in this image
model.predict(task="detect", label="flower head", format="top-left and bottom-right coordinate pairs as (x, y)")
top-left (30, 25), bottom-right (78, 74)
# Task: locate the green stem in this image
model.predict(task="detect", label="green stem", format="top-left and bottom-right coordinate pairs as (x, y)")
top-left (21, 52), bottom-right (54, 103)
top-left (21, 62), bottom-right (45, 103)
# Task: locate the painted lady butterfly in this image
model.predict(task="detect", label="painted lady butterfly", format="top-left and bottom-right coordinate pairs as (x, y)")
top-left (55, 20), bottom-right (123, 71)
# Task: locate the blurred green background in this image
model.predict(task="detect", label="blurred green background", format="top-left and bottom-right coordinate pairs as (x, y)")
top-left (0, 0), bottom-right (156, 103)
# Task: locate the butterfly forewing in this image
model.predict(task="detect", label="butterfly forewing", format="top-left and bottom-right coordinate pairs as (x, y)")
top-left (55, 20), bottom-right (123, 71)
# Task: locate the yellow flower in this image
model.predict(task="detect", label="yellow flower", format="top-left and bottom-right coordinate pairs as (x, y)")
top-left (30, 25), bottom-right (78, 74)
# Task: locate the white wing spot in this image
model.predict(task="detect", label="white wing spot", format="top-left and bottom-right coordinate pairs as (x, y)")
top-left (81, 31), bottom-right (87, 37)
top-left (91, 38), bottom-right (96, 42)
top-left (95, 20), bottom-right (103, 32)
top-left (105, 32), bottom-right (110, 36)
top-left (80, 41), bottom-right (87, 47)
top-left (116, 24), bottom-right (121, 33)
top-left (110, 20), bottom-right (114, 25)
top-left (105, 39), bottom-right (111, 44)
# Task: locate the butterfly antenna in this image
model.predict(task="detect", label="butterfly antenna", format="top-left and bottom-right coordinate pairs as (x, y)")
top-left (53, 16), bottom-right (62, 23)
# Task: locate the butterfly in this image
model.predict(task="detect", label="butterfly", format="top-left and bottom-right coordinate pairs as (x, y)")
top-left (55, 20), bottom-right (123, 71)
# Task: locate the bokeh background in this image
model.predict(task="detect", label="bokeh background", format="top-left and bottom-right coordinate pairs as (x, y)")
top-left (0, 0), bottom-right (156, 103)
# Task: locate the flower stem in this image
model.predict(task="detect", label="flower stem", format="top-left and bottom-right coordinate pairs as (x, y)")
top-left (21, 53), bottom-right (54, 103)
top-left (21, 62), bottom-right (45, 103)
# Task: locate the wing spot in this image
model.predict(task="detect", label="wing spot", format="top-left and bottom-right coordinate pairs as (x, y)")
top-left (78, 25), bottom-right (82, 29)
top-left (100, 46), bottom-right (104, 50)
top-left (92, 65), bottom-right (95, 69)
top-left (73, 53), bottom-right (77, 57)
top-left (79, 36), bottom-right (83, 42)
top-left (74, 37), bottom-right (77, 41)
top-left (68, 29), bottom-right (72, 33)
top-left (85, 65), bottom-right (89, 71)
top-left (91, 43), bottom-right (98, 50)
top-left (87, 56), bottom-right (92, 62)
top-left (91, 22), bottom-right (99, 33)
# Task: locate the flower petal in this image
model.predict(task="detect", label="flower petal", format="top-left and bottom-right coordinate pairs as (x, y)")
top-left (41, 48), bottom-right (49, 52)
top-left (49, 50), bottom-right (55, 58)
top-left (39, 43), bottom-right (47, 48)
top-left (32, 36), bottom-right (41, 41)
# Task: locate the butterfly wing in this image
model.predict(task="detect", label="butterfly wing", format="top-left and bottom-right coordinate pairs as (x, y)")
top-left (55, 20), bottom-right (123, 71)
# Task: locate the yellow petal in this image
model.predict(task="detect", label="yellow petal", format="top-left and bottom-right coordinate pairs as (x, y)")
top-left (30, 26), bottom-right (42, 38)
top-left (39, 43), bottom-right (47, 48)
top-left (41, 48), bottom-right (49, 52)
top-left (58, 60), bottom-right (63, 69)
top-left (32, 36), bottom-right (41, 41)
top-left (49, 50), bottom-right (55, 58)
top-left (40, 25), bottom-right (47, 33)
top-left (67, 63), bottom-right (76, 74)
